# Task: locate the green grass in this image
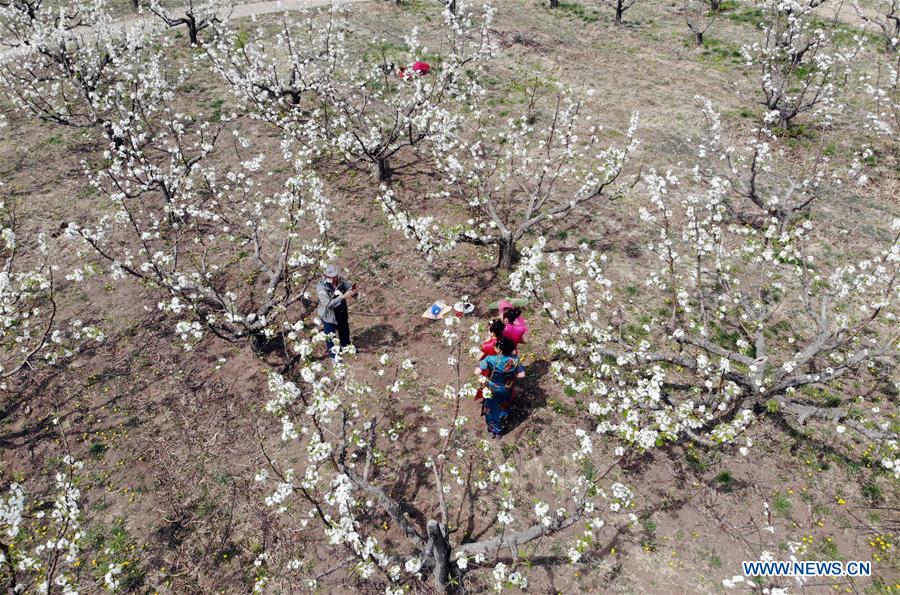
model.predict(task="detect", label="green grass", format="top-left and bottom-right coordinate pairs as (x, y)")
top-left (772, 491), bottom-right (792, 518)
top-left (694, 37), bottom-right (745, 66)
top-left (89, 441), bottom-right (109, 458)
top-left (862, 479), bottom-right (883, 504)
top-left (724, 4), bottom-right (764, 27)
top-left (715, 470), bottom-right (735, 492)
top-left (555, 2), bottom-right (600, 23)
top-left (86, 519), bottom-right (147, 591)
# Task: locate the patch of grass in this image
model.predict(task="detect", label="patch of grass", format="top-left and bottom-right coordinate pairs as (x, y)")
top-left (782, 123), bottom-right (819, 147)
top-left (547, 398), bottom-right (578, 417)
top-left (87, 519), bottom-right (147, 591)
top-left (555, 2), bottom-right (600, 23)
top-left (44, 133), bottom-right (64, 146)
top-left (772, 491), bottom-right (792, 518)
top-left (581, 458), bottom-right (596, 481)
top-left (683, 37), bottom-right (744, 66)
top-left (89, 441), bottom-right (109, 458)
top-left (640, 516), bottom-right (658, 552)
top-left (715, 470), bottom-right (735, 492)
top-left (862, 479), bottom-right (883, 504)
top-left (686, 444), bottom-right (713, 473)
top-left (709, 321), bottom-right (742, 353)
top-left (725, 4), bottom-right (764, 27)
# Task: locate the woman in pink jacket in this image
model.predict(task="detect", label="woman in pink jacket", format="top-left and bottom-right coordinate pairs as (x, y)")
top-left (497, 300), bottom-right (528, 349)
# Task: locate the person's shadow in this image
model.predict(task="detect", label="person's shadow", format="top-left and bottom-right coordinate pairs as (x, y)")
top-left (354, 324), bottom-right (402, 353)
top-left (504, 358), bottom-right (550, 434)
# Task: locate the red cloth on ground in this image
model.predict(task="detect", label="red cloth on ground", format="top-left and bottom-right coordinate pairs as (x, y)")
top-left (398, 61), bottom-right (431, 80)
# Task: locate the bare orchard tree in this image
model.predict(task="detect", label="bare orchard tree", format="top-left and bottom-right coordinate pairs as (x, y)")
top-left (69, 128), bottom-right (334, 354)
top-left (684, 0), bottom-right (716, 46)
top-left (853, 0), bottom-right (900, 142)
top-left (148, 0), bottom-right (232, 46)
top-left (0, 454), bottom-right (86, 593)
top-left (1, 25), bottom-right (333, 358)
top-left (317, 1), bottom-right (494, 182)
top-left (204, 5), bottom-right (346, 145)
top-left (741, 0), bottom-right (861, 129)
top-left (691, 96), bottom-right (854, 234)
top-left (510, 173), bottom-right (899, 474)
top-left (853, 0), bottom-right (899, 53)
top-left (604, 0), bottom-right (637, 25)
top-left (0, 199), bottom-right (103, 389)
top-left (378, 84), bottom-right (638, 270)
top-left (0, 0), bottom-right (158, 131)
top-left (0, 0), bottom-right (79, 31)
top-left (0, 116), bottom-right (102, 389)
top-left (209, 2), bottom-right (494, 182)
top-left (252, 317), bottom-right (640, 593)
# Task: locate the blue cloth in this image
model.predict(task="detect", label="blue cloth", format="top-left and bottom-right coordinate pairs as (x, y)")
top-left (479, 355), bottom-right (524, 399)
top-left (479, 355), bottom-right (524, 435)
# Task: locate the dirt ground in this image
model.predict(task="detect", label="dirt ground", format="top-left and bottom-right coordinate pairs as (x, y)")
top-left (1, 0), bottom-right (898, 593)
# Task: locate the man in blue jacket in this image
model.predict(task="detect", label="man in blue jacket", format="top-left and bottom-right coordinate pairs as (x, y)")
top-left (317, 264), bottom-right (358, 359)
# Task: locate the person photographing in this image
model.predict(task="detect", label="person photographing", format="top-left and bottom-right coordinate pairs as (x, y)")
top-left (317, 264), bottom-right (358, 359)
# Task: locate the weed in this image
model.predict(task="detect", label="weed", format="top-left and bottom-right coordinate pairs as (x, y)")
top-left (861, 479), bottom-right (883, 504)
top-left (555, 2), bottom-right (600, 23)
top-left (772, 491), bottom-right (792, 517)
top-left (90, 441), bottom-right (108, 458)
top-left (714, 470), bottom-right (734, 491)
top-left (725, 5), bottom-right (764, 27)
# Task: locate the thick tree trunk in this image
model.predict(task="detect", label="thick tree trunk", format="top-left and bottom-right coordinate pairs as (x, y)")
top-left (497, 236), bottom-right (518, 271)
top-left (187, 18), bottom-right (199, 45)
top-left (446, 0), bottom-right (457, 13)
top-left (427, 520), bottom-right (454, 593)
top-left (708, 0), bottom-right (720, 10)
top-left (615, 1), bottom-right (624, 24)
top-left (695, 30), bottom-right (703, 46)
top-left (376, 156), bottom-right (392, 182)
top-left (550, 0), bottom-right (559, 6)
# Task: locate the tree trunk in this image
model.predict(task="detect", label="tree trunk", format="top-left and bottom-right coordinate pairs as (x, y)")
top-left (614, 2), bottom-right (624, 25)
top-left (708, 0), bottom-right (720, 10)
top-left (376, 156), bottom-right (392, 182)
top-left (131, 0), bottom-right (140, 9)
top-left (497, 236), bottom-right (518, 271)
top-left (550, 0), bottom-right (559, 6)
top-left (427, 520), bottom-right (454, 593)
top-left (446, 0), bottom-right (457, 13)
top-left (695, 30), bottom-right (703, 46)
top-left (187, 18), bottom-right (199, 46)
